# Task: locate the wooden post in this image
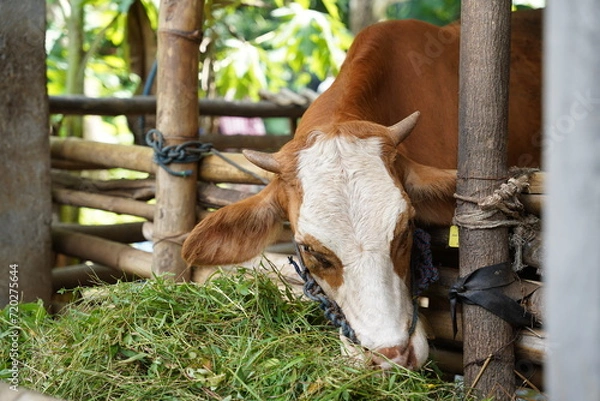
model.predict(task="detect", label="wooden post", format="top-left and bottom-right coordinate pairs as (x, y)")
top-left (152, 0), bottom-right (204, 280)
top-left (456, 1), bottom-right (514, 399)
top-left (545, 2), bottom-right (600, 400)
top-left (0, 1), bottom-right (52, 306)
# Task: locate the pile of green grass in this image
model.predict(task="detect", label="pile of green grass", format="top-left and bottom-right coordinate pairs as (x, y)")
top-left (1, 267), bottom-right (469, 400)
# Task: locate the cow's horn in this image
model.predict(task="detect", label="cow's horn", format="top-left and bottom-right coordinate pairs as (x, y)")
top-left (242, 149), bottom-right (281, 174)
top-left (388, 111), bottom-right (420, 145)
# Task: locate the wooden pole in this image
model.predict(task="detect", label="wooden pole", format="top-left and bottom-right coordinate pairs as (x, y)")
top-left (545, 2), bottom-right (600, 400)
top-left (0, 1), bottom-right (52, 307)
top-left (456, 1), bottom-right (514, 399)
top-left (152, 0), bottom-right (204, 280)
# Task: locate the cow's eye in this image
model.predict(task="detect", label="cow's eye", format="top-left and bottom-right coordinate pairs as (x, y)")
top-left (298, 243), bottom-right (335, 270)
top-left (312, 252), bottom-right (334, 269)
top-left (305, 249), bottom-right (334, 270)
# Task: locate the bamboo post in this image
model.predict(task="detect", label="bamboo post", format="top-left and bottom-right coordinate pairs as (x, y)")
top-left (152, 0), bottom-right (203, 280)
top-left (545, 2), bottom-right (600, 400)
top-left (456, 1), bottom-right (515, 399)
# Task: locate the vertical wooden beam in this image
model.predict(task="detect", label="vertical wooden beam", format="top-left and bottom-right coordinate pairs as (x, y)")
top-left (545, 2), bottom-right (600, 400)
top-left (152, 0), bottom-right (203, 280)
top-left (0, 1), bottom-right (52, 306)
top-left (456, 1), bottom-right (514, 399)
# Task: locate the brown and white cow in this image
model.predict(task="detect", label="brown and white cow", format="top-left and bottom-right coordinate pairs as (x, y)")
top-left (183, 10), bottom-right (542, 369)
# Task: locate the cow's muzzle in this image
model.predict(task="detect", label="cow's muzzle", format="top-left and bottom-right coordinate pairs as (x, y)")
top-left (370, 345), bottom-right (418, 370)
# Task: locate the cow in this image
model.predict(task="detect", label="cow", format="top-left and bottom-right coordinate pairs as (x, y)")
top-left (182, 9), bottom-right (542, 370)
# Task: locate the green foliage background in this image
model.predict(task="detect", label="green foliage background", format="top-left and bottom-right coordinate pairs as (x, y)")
top-left (46, 0), bottom-right (542, 138)
top-left (46, 0), bottom-right (465, 117)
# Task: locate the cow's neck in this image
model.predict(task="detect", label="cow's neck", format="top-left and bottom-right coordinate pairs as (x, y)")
top-left (295, 87), bottom-right (388, 142)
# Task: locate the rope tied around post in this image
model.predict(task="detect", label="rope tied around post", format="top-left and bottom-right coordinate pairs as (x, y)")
top-left (453, 167), bottom-right (542, 271)
top-left (146, 129), bottom-right (213, 177)
top-left (450, 169), bottom-right (541, 336)
top-left (146, 129), bottom-right (270, 184)
top-left (453, 168), bottom-right (540, 229)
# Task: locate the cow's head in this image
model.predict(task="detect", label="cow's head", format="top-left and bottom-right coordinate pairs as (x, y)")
top-left (182, 112), bottom-right (456, 369)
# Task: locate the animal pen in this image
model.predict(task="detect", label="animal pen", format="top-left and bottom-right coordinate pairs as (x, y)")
top-left (0, 0), bottom-right (599, 400)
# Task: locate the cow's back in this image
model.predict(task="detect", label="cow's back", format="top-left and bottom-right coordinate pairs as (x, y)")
top-left (296, 10), bottom-right (542, 169)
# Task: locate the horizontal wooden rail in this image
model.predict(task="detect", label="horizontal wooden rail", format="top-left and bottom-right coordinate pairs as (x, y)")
top-left (52, 222), bottom-right (146, 243)
top-left (50, 136), bottom-right (273, 184)
top-left (199, 133), bottom-right (292, 152)
top-left (52, 262), bottom-right (133, 291)
top-left (52, 228), bottom-right (153, 278)
top-left (49, 95), bottom-right (308, 118)
top-left (53, 188), bottom-right (156, 220)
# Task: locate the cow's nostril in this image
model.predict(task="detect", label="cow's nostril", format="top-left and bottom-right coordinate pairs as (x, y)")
top-left (371, 345), bottom-right (416, 370)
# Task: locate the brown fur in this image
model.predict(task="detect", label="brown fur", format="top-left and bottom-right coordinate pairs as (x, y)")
top-left (182, 10), bottom-right (542, 267)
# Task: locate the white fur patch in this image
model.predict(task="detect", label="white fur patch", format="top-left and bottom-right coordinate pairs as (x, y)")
top-left (295, 134), bottom-right (421, 354)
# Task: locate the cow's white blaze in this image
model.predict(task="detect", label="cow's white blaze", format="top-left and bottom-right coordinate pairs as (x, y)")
top-left (296, 133), bottom-right (418, 353)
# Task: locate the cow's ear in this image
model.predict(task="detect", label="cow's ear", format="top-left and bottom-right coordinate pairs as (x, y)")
top-left (396, 155), bottom-right (457, 226)
top-left (182, 180), bottom-right (286, 266)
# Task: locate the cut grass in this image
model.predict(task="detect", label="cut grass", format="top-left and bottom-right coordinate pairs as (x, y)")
top-left (1, 265), bottom-right (471, 400)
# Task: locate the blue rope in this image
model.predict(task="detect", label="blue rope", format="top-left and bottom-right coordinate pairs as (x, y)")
top-left (288, 256), bottom-right (358, 343)
top-left (145, 129), bottom-right (213, 177)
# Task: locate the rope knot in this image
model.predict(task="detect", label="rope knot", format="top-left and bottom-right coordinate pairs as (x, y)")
top-left (453, 168), bottom-right (542, 271)
top-left (145, 129), bottom-right (213, 177)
